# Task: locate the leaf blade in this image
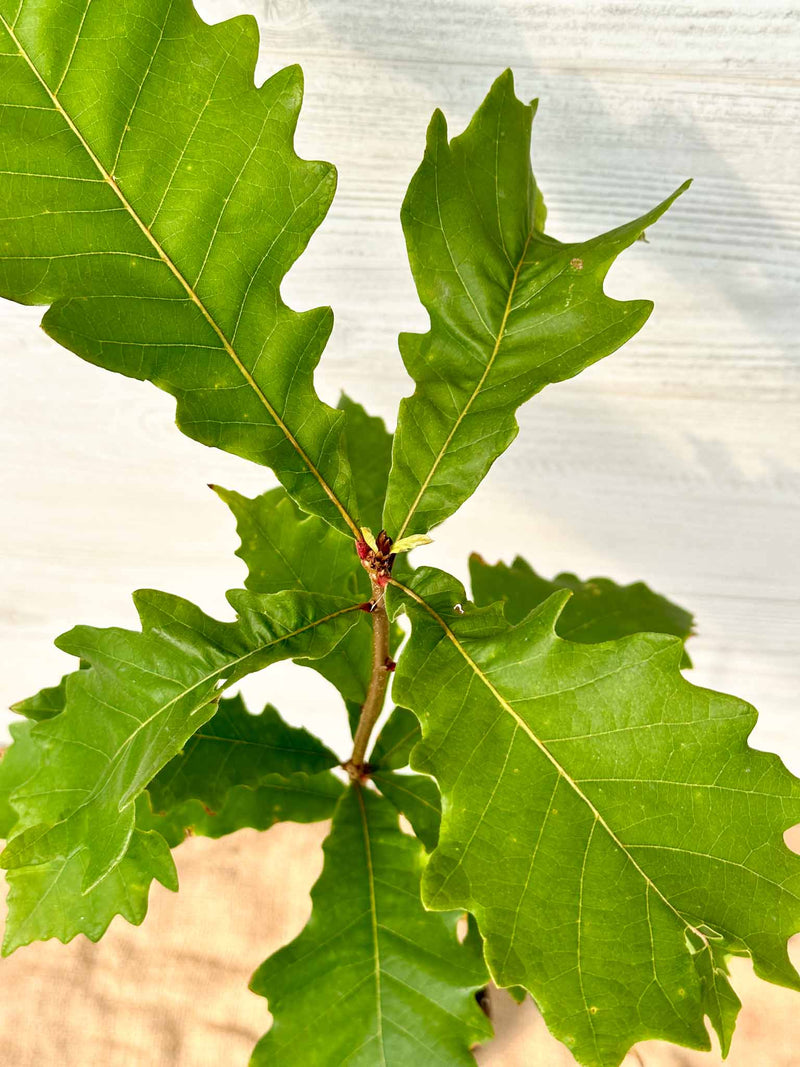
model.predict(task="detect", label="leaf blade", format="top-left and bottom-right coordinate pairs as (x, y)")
top-left (148, 693), bottom-right (338, 815)
top-left (214, 484), bottom-right (372, 706)
top-left (390, 568), bottom-right (800, 1067)
top-left (0, 0), bottom-right (358, 534)
top-left (384, 71), bottom-right (688, 538)
top-left (469, 553), bottom-right (694, 665)
top-left (250, 785), bottom-right (491, 1065)
top-left (370, 707), bottom-right (422, 770)
top-left (139, 772), bottom-right (343, 844)
top-left (372, 771), bottom-right (441, 851)
top-left (1, 588), bottom-right (360, 948)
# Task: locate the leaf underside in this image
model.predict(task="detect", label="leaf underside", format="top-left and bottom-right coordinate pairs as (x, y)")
top-left (390, 567), bottom-right (800, 1067)
top-left (383, 70), bottom-right (689, 540)
top-left (250, 786), bottom-right (491, 1066)
top-left (0, 0), bottom-right (358, 535)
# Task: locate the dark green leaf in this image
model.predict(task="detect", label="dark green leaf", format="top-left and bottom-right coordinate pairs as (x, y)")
top-left (148, 693), bottom-right (338, 814)
top-left (0, 0), bottom-right (359, 536)
top-left (250, 785), bottom-right (491, 1065)
top-left (139, 771), bottom-right (343, 845)
top-left (390, 567), bottom-right (798, 1067)
top-left (370, 707), bottom-right (421, 770)
top-left (1, 588), bottom-right (359, 951)
top-left (372, 770), bottom-right (441, 851)
top-left (469, 553), bottom-right (694, 666)
top-left (383, 71), bottom-right (688, 539)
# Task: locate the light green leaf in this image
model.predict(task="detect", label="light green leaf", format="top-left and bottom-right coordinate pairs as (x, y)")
top-left (0, 0), bottom-right (359, 536)
top-left (250, 785), bottom-right (491, 1065)
top-left (383, 70), bottom-right (689, 539)
top-left (148, 692), bottom-right (338, 815)
top-left (392, 534), bottom-right (434, 554)
top-left (339, 394), bottom-right (394, 532)
top-left (372, 771), bottom-right (441, 851)
top-left (390, 567), bottom-right (799, 1067)
top-left (370, 707), bottom-right (421, 770)
top-left (1, 588), bottom-right (360, 950)
top-left (469, 553), bottom-right (694, 666)
top-left (360, 526), bottom-right (380, 552)
top-left (139, 771), bottom-right (343, 845)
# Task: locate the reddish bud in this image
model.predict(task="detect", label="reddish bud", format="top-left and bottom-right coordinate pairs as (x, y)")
top-left (376, 530), bottom-right (394, 555)
top-left (357, 601), bottom-right (374, 612)
top-left (384, 657), bottom-right (396, 673)
top-left (356, 540), bottom-right (371, 561)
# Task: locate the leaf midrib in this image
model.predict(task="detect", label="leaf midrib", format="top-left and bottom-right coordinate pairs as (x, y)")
top-left (355, 784), bottom-right (387, 1066)
top-left (393, 578), bottom-right (706, 948)
top-left (1, 14), bottom-right (360, 539)
top-left (394, 229), bottom-right (533, 541)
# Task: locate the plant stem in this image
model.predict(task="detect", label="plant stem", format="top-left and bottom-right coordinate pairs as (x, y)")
top-left (347, 577), bottom-right (391, 775)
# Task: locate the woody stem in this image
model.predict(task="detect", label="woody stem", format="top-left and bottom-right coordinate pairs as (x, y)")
top-left (347, 576), bottom-right (391, 773)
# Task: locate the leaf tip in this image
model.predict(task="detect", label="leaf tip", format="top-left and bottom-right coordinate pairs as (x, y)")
top-left (427, 107), bottom-right (448, 147)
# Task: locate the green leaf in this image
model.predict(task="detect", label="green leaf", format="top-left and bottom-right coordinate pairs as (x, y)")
top-left (214, 484), bottom-right (372, 706)
top-left (1, 588), bottom-right (359, 950)
top-left (339, 394), bottom-right (394, 533)
top-left (370, 707), bottom-right (421, 770)
top-left (10, 670), bottom-right (78, 721)
top-left (372, 771), bottom-right (441, 851)
top-left (469, 553), bottom-right (694, 666)
top-left (0, 722), bottom-right (38, 838)
top-left (383, 71), bottom-right (689, 539)
top-left (148, 693), bottom-right (338, 815)
top-left (138, 772), bottom-right (343, 845)
top-left (0, 0), bottom-right (359, 536)
top-left (390, 568), bottom-right (799, 1067)
top-left (3, 825), bottom-right (177, 954)
top-left (694, 938), bottom-right (742, 1058)
top-left (250, 785), bottom-right (491, 1065)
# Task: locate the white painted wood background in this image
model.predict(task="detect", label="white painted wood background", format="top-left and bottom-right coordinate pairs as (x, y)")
top-left (1, 0), bottom-right (798, 775)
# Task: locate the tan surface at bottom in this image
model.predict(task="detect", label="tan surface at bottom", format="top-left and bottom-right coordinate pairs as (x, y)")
top-left (1, 821), bottom-right (799, 1067)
